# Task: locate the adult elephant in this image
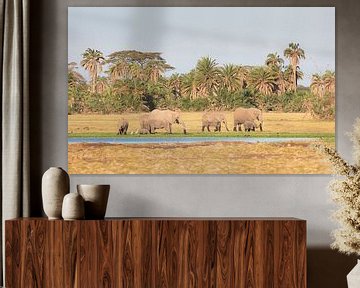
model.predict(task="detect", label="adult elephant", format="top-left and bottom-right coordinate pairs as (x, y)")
top-left (202, 111), bottom-right (230, 132)
top-left (117, 118), bottom-right (129, 135)
top-left (146, 109), bottom-right (187, 134)
top-left (233, 107), bottom-right (263, 132)
top-left (139, 114), bottom-right (151, 131)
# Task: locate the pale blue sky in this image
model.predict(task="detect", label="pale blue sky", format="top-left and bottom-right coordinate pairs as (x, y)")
top-left (68, 7), bottom-right (335, 86)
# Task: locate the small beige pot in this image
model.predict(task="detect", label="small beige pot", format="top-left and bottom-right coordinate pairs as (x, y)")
top-left (62, 192), bottom-right (85, 220)
top-left (77, 184), bottom-right (110, 219)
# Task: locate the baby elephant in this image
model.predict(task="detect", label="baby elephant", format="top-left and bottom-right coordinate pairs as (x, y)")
top-left (138, 128), bottom-right (149, 134)
top-left (117, 119), bottom-right (129, 135)
top-left (244, 121), bottom-right (256, 132)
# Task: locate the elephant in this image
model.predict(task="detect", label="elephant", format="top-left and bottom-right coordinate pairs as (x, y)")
top-left (233, 107), bottom-right (263, 132)
top-left (202, 111), bottom-right (230, 132)
top-left (139, 114), bottom-right (151, 131)
top-left (117, 119), bottom-right (129, 135)
top-left (243, 120), bottom-right (256, 132)
top-left (147, 109), bottom-right (187, 134)
top-left (138, 128), bottom-right (150, 134)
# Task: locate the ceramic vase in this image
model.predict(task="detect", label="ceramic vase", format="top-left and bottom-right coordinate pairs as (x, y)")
top-left (42, 167), bottom-right (70, 219)
top-left (62, 192), bottom-right (85, 220)
top-left (347, 259), bottom-right (360, 288)
top-left (77, 184), bottom-right (110, 219)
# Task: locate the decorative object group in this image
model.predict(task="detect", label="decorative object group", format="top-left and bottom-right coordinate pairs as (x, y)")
top-left (41, 167), bottom-right (109, 220)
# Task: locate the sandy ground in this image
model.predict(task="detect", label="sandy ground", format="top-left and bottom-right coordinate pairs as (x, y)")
top-left (68, 141), bottom-right (332, 174)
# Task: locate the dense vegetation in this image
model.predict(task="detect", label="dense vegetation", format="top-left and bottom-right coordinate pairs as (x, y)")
top-left (68, 43), bottom-right (335, 119)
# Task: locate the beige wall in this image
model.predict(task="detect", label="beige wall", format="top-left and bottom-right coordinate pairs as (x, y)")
top-left (29, 1), bottom-right (360, 286)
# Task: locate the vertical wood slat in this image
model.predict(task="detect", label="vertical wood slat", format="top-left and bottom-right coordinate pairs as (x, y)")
top-left (48, 220), bottom-right (64, 288)
top-left (5, 221), bottom-right (21, 288)
top-left (297, 221), bottom-right (307, 288)
top-left (5, 218), bottom-right (307, 288)
top-left (21, 219), bottom-right (47, 288)
top-left (63, 221), bottom-right (80, 288)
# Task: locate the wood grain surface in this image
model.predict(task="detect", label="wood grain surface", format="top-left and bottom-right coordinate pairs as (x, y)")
top-left (6, 218), bottom-right (306, 288)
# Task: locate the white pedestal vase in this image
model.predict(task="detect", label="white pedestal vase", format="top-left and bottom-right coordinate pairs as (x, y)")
top-left (42, 167), bottom-right (70, 219)
top-left (347, 260), bottom-right (360, 288)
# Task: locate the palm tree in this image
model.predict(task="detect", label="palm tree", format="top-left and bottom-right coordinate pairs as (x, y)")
top-left (80, 48), bottom-right (105, 93)
top-left (236, 65), bottom-right (248, 89)
top-left (168, 73), bottom-right (182, 98)
top-left (195, 57), bottom-right (219, 97)
top-left (181, 71), bottom-right (198, 100)
top-left (95, 77), bottom-right (109, 94)
top-left (310, 70), bottom-right (335, 99)
top-left (274, 70), bottom-right (289, 95)
top-left (219, 64), bottom-right (243, 92)
top-left (284, 43), bottom-right (305, 92)
top-left (295, 66), bottom-right (304, 82)
top-left (323, 70), bottom-right (335, 95)
top-left (68, 62), bottom-right (86, 88)
top-left (310, 73), bottom-right (325, 98)
top-left (265, 53), bottom-right (284, 70)
top-left (68, 62), bottom-right (87, 113)
top-left (248, 67), bottom-right (277, 96)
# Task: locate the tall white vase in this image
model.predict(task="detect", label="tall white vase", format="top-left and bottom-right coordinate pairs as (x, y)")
top-left (42, 167), bottom-right (70, 219)
top-left (347, 260), bottom-right (360, 288)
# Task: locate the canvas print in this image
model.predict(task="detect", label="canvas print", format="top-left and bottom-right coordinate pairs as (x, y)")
top-left (68, 7), bottom-right (335, 174)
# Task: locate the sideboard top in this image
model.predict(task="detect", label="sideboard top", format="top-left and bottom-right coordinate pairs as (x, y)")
top-left (6, 217), bottom-right (306, 222)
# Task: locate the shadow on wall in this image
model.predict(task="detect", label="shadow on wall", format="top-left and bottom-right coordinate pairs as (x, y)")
top-left (308, 248), bottom-right (357, 288)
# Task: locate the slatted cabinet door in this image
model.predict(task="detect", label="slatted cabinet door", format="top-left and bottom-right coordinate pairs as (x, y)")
top-left (6, 218), bottom-right (306, 288)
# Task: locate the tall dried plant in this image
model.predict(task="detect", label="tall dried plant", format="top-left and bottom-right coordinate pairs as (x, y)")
top-left (318, 118), bottom-right (360, 255)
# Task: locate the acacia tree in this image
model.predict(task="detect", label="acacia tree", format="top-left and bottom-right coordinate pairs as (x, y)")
top-left (284, 43), bottom-right (305, 92)
top-left (145, 60), bottom-right (174, 83)
top-left (80, 48), bottom-right (105, 93)
top-left (107, 50), bottom-right (172, 81)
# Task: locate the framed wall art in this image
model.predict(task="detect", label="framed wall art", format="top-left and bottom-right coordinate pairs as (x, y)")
top-left (68, 7), bottom-right (335, 174)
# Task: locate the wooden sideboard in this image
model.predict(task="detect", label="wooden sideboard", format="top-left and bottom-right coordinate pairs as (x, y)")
top-left (5, 218), bottom-right (306, 288)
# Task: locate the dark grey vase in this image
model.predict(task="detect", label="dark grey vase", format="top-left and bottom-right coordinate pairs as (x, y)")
top-left (77, 184), bottom-right (110, 219)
